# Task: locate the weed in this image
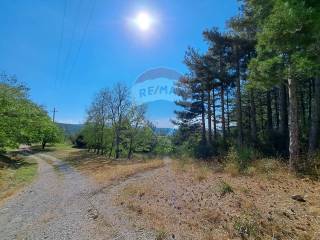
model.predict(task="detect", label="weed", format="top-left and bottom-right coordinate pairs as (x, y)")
top-left (155, 229), bottom-right (168, 240)
top-left (233, 214), bottom-right (260, 239)
top-left (195, 165), bottom-right (210, 182)
top-left (219, 181), bottom-right (233, 196)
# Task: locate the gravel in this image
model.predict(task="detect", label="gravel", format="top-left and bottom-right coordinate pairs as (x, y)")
top-left (0, 153), bottom-right (111, 240)
top-left (0, 153), bottom-right (163, 240)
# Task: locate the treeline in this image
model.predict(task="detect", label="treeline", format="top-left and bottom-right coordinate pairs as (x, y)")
top-left (173, 0), bottom-right (320, 172)
top-left (78, 83), bottom-right (171, 159)
top-left (0, 73), bottom-right (63, 151)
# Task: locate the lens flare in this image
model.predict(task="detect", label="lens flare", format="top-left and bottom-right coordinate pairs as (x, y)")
top-left (134, 12), bottom-right (153, 31)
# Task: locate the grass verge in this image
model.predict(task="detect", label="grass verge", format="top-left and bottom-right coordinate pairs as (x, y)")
top-left (45, 144), bottom-right (165, 185)
top-left (0, 154), bottom-right (37, 203)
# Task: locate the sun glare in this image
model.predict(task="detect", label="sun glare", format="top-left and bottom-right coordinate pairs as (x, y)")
top-left (134, 12), bottom-right (153, 31)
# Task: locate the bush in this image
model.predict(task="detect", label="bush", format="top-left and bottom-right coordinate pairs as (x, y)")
top-left (304, 152), bottom-right (320, 180)
top-left (219, 181), bottom-right (233, 196)
top-left (225, 146), bottom-right (261, 174)
top-left (194, 143), bottom-right (216, 159)
top-left (74, 134), bottom-right (86, 148)
top-left (234, 214), bottom-right (260, 239)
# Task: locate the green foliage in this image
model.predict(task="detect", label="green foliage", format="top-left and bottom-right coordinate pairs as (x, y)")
top-left (0, 74), bottom-right (62, 150)
top-left (82, 85), bottom-right (157, 158)
top-left (234, 214), bottom-right (260, 239)
top-left (153, 136), bottom-right (173, 155)
top-left (219, 181), bottom-right (234, 196)
top-left (226, 146), bottom-right (260, 173)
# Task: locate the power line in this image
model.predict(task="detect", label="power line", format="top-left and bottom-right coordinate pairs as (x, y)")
top-left (61, 0), bottom-right (84, 83)
top-left (65, 0), bottom-right (98, 83)
top-left (55, 0), bottom-right (67, 90)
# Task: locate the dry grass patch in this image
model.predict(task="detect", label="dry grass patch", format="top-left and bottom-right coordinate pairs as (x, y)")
top-left (78, 158), bottom-right (164, 184)
top-left (47, 146), bottom-right (164, 184)
top-left (115, 158), bottom-right (320, 240)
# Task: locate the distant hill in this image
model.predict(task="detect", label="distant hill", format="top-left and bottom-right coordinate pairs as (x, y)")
top-left (57, 123), bottom-right (84, 136)
top-left (154, 128), bottom-right (175, 136)
top-left (57, 122), bottom-right (174, 136)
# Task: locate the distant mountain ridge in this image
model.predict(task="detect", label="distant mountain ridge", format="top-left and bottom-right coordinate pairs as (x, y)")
top-left (57, 123), bottom-right (84, 136)
top-left (57, 122), bottom-right (174, 136)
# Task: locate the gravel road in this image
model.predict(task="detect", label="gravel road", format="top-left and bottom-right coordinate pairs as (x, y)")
top-left (0, 153), bottom-right (159, 240)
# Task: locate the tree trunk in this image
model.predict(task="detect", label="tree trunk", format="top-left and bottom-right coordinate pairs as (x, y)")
top-left (128, 134), bottom-right (134, 159)
top-left (266, 91), bottom-right (273, 131)
top-left (279, 83), bottom-right (289, 154)
top-left (274, 88), bottom-right (280, 130)
top-left (258, 97), bottom-right (264, 131)
top-left (109, 139), bottom-right (114, 158)
top-left (201, 92), bottom-right (206, 144)
top-left (288, 74), bottom-right (300, 170)
top-left (226, 88), bottom-right (230, 135)
top-left (309, 77), bottom-right (320, 154)
top-left (235, 60), bottom-right (243, 146)
top-left (308, 79), bottom-right (313, 123)
top-left (207, 90), bottom-right (212, 144)
top-left (221, 85), bottom-right (226, 141)
top-left (42, 141), bottom-right (46, 150)
top-left (300, 90), bottom-right (306, 128)
top-left (212, 89), bottom-right (217, 139)
top-left (115, 127), bottom-right (120, 159)
top-left (250, 89), bottom-right (257, 145)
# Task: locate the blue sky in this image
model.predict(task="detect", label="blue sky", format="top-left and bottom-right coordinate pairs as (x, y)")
top-left (0, 0), bottom-right (238, 126)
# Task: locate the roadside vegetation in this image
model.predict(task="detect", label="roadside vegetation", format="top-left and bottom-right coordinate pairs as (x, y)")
top-left (0, 73), bottom-right (63, 202)
top-left (0, 73), bottom-right (63, 152)
top-left (70, 83), bottom-right (173, 161)
top-left (0, 153), bottom-right (37, 203)
top-left (46, 144), bottom-right (164, 185)
top-left (115, 158), bottom-right (320, 239)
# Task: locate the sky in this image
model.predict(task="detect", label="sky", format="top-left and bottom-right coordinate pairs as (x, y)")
top-left (0, 0), bottom-right (239, 127)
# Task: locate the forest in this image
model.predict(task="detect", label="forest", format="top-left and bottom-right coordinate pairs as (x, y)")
top-left (172, 0), bottom-right (320, 176)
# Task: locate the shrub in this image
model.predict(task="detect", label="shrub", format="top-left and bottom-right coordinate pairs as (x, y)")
top-left (194, 143), bottom-right (216, 159)
top-left (305, 152), bottom-right (320, 180)
top-left (233, 214), bottom-right (260, 239)
top-left (74, 134), bottom-right (86, 148)
top-left (219, 180), bottom-right (233, 196)
top-left (224, 146), bottom-right (261, 174)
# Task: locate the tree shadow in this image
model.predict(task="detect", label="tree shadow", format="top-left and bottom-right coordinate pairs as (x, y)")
top-left (0, 153), bottom-right (36, 170)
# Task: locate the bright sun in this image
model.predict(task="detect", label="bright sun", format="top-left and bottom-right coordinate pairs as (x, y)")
top-left (134, 12), bottom-right (153, 31)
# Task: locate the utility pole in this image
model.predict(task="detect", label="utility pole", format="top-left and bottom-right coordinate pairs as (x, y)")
top-left (52, 107), bottom-right (58, 123)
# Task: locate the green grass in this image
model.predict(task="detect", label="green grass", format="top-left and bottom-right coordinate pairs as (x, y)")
top-left (219, 180), bottom-right (234, 196)
top-left (0, 154), bottom-right (37, 202)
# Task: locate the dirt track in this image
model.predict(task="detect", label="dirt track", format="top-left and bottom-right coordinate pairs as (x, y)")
top-left (0, 153), bottom-right (160, 240)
